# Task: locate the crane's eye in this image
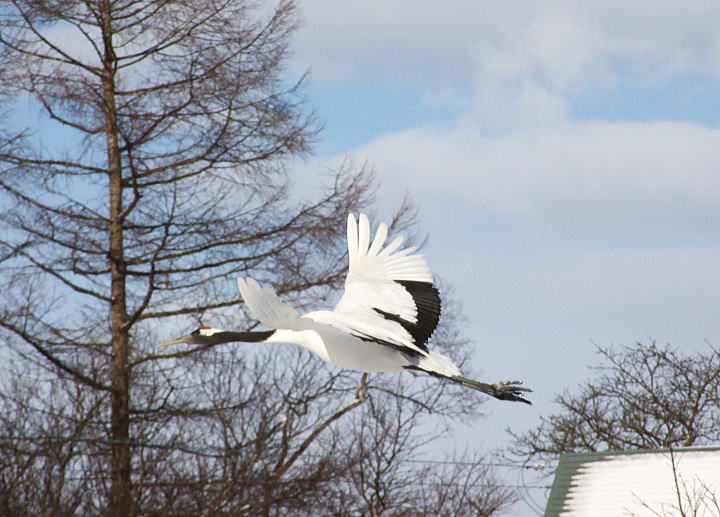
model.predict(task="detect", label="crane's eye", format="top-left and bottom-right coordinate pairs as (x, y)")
top-left (191, 325), bottom-right (211, 336)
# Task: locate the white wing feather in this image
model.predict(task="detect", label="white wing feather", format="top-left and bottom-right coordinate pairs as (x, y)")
top-left (236, 277), bottom-right (300, 329)
top-left (237, 214), bottom-right (438, 360)
top-left (335, 213), bottom-right (432, 326)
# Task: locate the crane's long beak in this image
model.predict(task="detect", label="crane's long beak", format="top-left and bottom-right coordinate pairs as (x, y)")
top-left (156, 334), bottom-right (194, 348)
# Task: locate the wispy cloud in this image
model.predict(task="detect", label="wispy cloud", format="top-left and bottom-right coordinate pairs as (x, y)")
top-left (339, 121), bottom-right (720, 223)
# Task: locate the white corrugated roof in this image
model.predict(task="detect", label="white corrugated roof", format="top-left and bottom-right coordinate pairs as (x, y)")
top-left (559, 448), bottom-right (720, 517)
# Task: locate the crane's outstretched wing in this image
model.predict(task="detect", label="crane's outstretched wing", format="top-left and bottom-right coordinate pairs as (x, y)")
top-left (236, 277), bottom-right (300, 329)
top-left (333, 213), bottom-right (441, 353)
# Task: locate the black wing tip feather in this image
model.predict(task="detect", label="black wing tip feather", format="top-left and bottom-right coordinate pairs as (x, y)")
top-left (372, 280), bottom-right (441, 351)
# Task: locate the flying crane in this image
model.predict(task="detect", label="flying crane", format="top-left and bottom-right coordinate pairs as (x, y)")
top-left (158, 213), bottom-right (532, 404)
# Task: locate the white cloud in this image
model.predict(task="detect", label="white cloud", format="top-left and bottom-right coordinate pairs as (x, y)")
top-left (296, 1), bottom-right (481, 83)
top-left (298, 1), bottom-right (720, 85)
top-left (454, 247), bottom-right (720, 338)
top-left (296, 1), bottom-right (720, 127)
top-left (343, 121), bottom-right (720, 223)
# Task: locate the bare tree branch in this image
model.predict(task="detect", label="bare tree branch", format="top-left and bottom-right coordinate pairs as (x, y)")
top-left (510, 341), bottom-right (720, 465)
top-left (0, 1), bottom-right (505, 515)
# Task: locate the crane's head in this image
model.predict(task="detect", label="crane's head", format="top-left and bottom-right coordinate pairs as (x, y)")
top-left (156, 326), bottom-right (224, 347)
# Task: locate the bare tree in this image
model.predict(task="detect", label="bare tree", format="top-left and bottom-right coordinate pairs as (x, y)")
top-left (319, 382), bottom-right (517, 517)
top-left (0, 282), bottom-right (509, 516)
top-left (0, 0), bottom-right (331, 513)
top-left (509, 342), bottom-right (720, 465)
top-left (0, 1), bottom-right (512, 515)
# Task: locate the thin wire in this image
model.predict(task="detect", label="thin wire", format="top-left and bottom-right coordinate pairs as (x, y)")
top-left (53, 474), bottom-right (550, 490)
top-left (517, 460), bottom-right (549, 516)
top-left (0, 432), bottom-right (554, 472)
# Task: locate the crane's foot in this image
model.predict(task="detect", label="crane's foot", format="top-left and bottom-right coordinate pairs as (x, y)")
top-left (493, 380), bottom-right (533, 405)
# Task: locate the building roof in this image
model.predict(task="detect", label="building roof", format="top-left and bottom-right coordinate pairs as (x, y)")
top-left (544, 446), bottom-right (720, 517)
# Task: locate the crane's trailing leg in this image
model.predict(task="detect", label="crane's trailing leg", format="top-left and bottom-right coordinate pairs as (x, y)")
top-left (405, 366), bottom-right (532, 404)
top-left (453, 377), bottom-right (532, 404)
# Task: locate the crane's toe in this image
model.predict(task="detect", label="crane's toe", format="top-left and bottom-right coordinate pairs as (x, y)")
top-left (493, 380), bottom-right (533, 404)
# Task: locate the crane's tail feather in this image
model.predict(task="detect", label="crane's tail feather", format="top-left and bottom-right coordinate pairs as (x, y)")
top-left (417, 350), bottom-right (461, 378)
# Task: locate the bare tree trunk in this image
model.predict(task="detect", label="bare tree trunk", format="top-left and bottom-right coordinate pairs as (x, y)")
top-left (100, 2), bottom-right (132, 514)
top-left (0, 1), bottom-right (512, 515)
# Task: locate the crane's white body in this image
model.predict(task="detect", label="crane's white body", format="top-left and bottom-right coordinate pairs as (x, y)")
top-left (263, 320), bottom-right (458, 375)
top-left (237, 213), bottom-right (460, 377)
top-left (159, 213), bottom-right (532, 403)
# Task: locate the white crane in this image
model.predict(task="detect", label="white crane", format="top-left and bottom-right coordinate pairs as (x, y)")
top-left (158, 213), bottom-right (531, 404)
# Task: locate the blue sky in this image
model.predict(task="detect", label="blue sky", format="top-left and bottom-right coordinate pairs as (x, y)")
top-left (9, 2), bottom-right (718, 514)
top-left (289, 2), bottom-right (720, 514)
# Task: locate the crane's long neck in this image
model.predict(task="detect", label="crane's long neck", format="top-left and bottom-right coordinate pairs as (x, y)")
top-left (208, 330), bottom-right (276, 344)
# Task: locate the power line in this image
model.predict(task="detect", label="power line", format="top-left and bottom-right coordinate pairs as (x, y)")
top-left (517, 458), bottom-right (549, 516)
top-left (50, 475), bottom-right (551, 490)
top-left (1, 432), bottom-right (554, 474)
